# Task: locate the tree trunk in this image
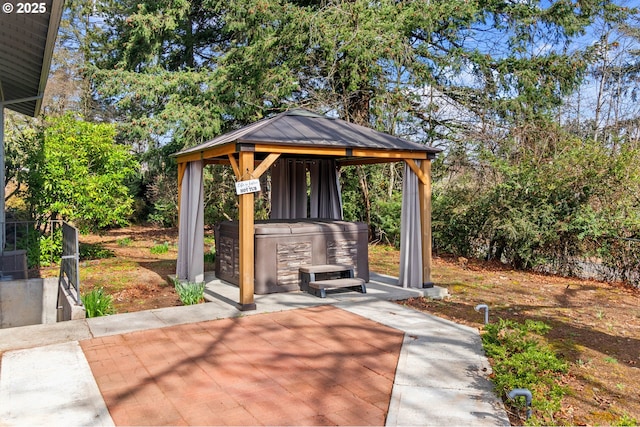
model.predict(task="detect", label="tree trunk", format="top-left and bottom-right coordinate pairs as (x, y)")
top-left (356, 165), bottom-right (371, 236)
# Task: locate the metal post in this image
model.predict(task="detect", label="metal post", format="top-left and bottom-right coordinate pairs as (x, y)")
top-left (474, 303), bottom-right (489, 324)
top-left (507, 388), bottom-right (533, 419)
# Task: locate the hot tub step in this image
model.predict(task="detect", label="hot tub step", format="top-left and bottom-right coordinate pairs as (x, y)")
top-left (308, 278), bottom-right (366, 298)
top-left (299, 264), bottom-right (354, 275)
top-left (299, 264), bottom-right (356, 294)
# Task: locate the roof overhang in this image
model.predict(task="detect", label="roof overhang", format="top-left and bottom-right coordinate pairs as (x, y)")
top-left (0, 0), bottom-right (64, 116)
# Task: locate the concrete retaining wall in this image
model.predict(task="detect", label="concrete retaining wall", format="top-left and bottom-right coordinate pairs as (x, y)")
top-left (57, 283), bottom-right (86, 322)
top-left (0, 278), bottom-right (84, 329)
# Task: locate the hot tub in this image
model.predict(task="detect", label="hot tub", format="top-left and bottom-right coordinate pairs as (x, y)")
top-left (215, 219), bottom-right (369, 294)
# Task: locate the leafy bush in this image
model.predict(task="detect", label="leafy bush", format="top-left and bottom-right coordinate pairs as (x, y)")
top-left (37, 231), bottom-right (63, 266)
top-left (11, 225), bottom-right (62, 268)
top-left (82, 288), bottom-right (115, 317)
top-left (146, 162), bottom-right (179, 227)
top-left (203, 164), bottom-right (240, 225)
top-left (150, 242), bottom-right (170, 254)
top-left (370, 192), bottom-right (402, 246)
top-left (20, 114), bottom-right (139, 231)
top-left (482, 319), bottom-right (568, 425)
top-left (148, 202), bottom-right (177, 227)
top-left (174, 281), bottom-right (205, 305)
top-left (433, 132), bottom-right (640, 277)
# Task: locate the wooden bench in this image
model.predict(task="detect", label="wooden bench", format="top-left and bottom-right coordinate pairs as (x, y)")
top-left (299, 264), bottom-right (367, 298)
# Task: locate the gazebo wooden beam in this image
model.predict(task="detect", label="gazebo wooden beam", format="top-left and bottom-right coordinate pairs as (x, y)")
top-left (190, 144), bottom-right (434, 168)
top-left (405, 159), bottom-right (429, 186)
top-left (227, 154), bottom-right (240, 179)
top-left (252, 153), bottom-right (281, 179)
top-left (207, 155), bottom-right (419, 168)
top-left (251, 144), bottom-right (348, 157)
top-left (176, 145), bottom-right (237, 164)
top-left (350, 149), bottom-right (431, 160)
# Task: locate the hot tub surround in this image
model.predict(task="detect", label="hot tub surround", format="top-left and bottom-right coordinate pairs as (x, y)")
top-left (215, 219), bottom-right (369, 294)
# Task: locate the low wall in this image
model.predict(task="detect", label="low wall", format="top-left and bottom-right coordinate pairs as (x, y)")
top-left (57, 283), bottom-right (86, 322)
top-left (0, 278), bottom-right (85, 329)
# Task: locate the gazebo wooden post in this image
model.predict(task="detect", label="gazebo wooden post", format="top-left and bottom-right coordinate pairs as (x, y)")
top-left (419, 158), bottom-right (434, 288)
top-left (238, 150), bottom-right (257, 310)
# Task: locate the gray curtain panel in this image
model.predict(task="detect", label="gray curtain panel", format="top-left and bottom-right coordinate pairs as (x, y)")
top-left (309, 159), bottom-right (343, 219)
top-left (176, 161), bottom-right (205, 283)
top-left (270, 158), bottom-right (308, 219)
top-left (398, 161), bottom-right (423, 288)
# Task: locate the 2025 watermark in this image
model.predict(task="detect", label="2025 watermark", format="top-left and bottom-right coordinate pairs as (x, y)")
top-left (2, 2), bottom-right (48, 14)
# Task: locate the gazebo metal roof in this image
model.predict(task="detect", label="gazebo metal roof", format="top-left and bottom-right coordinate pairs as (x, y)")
top-left (0, 0), bottom-right (64, 116)
top-left (175, 108), bottom-right (441, 164)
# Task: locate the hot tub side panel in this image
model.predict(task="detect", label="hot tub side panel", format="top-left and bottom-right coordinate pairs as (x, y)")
top-left (322, 221), bottom-right (370, 282)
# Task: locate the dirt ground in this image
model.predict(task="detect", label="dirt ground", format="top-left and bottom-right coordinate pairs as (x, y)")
top-left (41, 226), bottom-right (201, 312)
top-left (43, 225), bottom-right (640, 426)
top-left (370, 246), bottom-right (640, 426)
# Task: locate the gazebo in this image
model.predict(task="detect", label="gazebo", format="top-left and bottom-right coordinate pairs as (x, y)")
top-left (173, 108), bottom-right (441, 310)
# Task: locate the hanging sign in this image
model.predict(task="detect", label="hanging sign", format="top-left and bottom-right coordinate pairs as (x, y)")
top-left (235, 178), bottom-right (261, 195)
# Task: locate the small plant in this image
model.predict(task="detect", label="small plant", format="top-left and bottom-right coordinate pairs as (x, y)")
top-left (174, 280), bottom-right (205, 305)
top-left (81, 288), bottom-right (115, 317)
top-left (604, 356), bottom-right (618, 364)
top-left (613, 413), bottom-right (638, 426)
top-left (150, 241), bottom-right (170, 254)
top-left (117, 237), bottom-right (132, 247)
top-left (482, 318), bottom-right (568, 425)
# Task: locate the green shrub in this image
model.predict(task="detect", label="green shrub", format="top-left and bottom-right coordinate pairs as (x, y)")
top-left (482, 318), bottom-right (568, 425)
top-left (17, 227), bottom-right (62, 268)
top-left (82, 288), bottom-right (115, 317)
top-left (174, 281), bottom-right (205, 305)
top-left (432, 133), bottom-right (640, 276)
top-left (37, 231), bottom-right (63, 266)
top-left (150, 242), bottom-right (170, 254)
top-left (148, 202), bottom-right (177, 227)
top-left (370, 192), bottom-right (402, 246)
top-left (20, 114), bottom-right (138, 231)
